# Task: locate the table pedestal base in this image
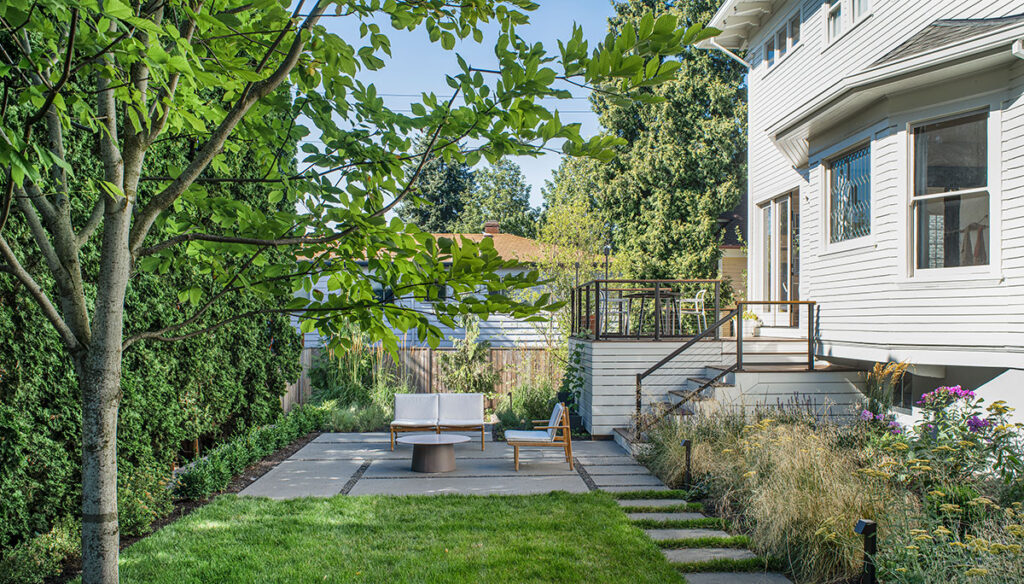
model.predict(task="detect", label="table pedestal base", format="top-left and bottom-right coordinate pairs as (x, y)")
top-left (411, 443), bottom-right (456, 473)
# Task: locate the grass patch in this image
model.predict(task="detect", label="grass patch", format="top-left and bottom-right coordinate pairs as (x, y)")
top-left (111, 492), bottom-right (685, 584)
top-left (673, 557), bottom-right (778, 573)
top-left (655, 535), bottom-right (751, 549)
top-left (613, 489), bottom-right (693, 500)
top-left (631, 517), bottom-right (727, 530)
top-left (619, 502), bottom-right (704, 513)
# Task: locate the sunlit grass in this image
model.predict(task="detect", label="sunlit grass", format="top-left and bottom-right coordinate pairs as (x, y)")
top-left (114, 491), bottom-right (685, 584)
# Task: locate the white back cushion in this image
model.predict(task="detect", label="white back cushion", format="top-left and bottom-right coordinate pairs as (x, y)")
top-left (394, 393), bottom-right (438, 422)
top-left (546, 403), bottom-right (564, 439)
top-left (438, 393), bottom-right (484, 422)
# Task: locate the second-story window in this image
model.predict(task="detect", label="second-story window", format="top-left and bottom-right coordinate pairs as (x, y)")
top-left (828, 145), bottom-right (871, 243)
top-left (853, 0), bottom-right (870, 20)
top-left (828, 0), bottom-right (843, 41)
top-left (765, 11), bottom-right (801, 69)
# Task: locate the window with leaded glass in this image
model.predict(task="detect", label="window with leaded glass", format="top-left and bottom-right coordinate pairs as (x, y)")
top-left (828, 145), bottom-right (871, 243)
top-left (912, 112), bottom-right (989, 270)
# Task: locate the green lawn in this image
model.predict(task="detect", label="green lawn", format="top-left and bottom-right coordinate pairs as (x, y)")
top-left (116, 492), bottom-right (685, 584)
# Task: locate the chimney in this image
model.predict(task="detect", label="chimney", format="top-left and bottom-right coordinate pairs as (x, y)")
top-left (483, 220), bottom-right (500, 235)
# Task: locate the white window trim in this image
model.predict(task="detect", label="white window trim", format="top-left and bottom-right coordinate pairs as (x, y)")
top-left (763, 7), bottom-right (803, 72)
top-left (818, 137), bottom-right (875, 255)
top-left (899, 100), bottom-right (1003, 283)
top-left (823, 0), bottom-right (874, 49)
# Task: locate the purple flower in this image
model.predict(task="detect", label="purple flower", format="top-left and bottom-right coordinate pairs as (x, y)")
top-left (967, 416), bottom-right (991, 433)
top-left (888, 420), bottom-right (903, 435)
top-left (875, 413), bottom-right (885, 421)
top-left (860, 410), bottom-right (874, 421)
top-left (917, 385), bottom-right (976, 406)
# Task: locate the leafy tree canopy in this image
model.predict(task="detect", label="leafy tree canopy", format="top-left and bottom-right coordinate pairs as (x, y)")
top-left (395, 135), bottom-right (475, 232)
top-left (455, 158), bottom-right (538, 237)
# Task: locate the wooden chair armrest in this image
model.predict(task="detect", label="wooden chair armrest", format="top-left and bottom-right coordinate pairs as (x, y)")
top-left (531, 419), bottom-right (549, 424)
top-left (533, 425), bottom-right (569, 430)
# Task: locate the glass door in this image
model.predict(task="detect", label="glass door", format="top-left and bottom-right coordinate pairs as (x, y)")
top-left (760, 192), bottom-right (800, 327)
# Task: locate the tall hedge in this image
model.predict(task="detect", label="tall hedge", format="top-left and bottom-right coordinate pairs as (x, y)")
top-left (0, 105), bottom-right (302, 557)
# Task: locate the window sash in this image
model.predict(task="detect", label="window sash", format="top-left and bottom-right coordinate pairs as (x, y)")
top-left (766, 37), bottom-right (775, 66)
top-left (828, 1), bottom-right (843, 40)
top-left (828, 145), bottom-right (871, 243)
top-left (789, 14), bottom-right (801, 45)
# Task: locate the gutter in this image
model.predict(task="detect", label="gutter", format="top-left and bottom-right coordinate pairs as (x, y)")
top-left (705, 38), bottom-right (751, 69)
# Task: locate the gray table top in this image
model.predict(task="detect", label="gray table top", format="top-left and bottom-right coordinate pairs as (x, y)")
top-left (396, 434), bottom-right (471, 446)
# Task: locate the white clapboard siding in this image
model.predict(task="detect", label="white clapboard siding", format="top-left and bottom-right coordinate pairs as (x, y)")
top-left (744, 0), bottom-right (1024, 369)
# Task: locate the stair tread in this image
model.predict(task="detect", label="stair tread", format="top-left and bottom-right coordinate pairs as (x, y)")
top-left (687, 376), bottom-right (733, 386)
top-left (660, 547), bottom-right (758, 562)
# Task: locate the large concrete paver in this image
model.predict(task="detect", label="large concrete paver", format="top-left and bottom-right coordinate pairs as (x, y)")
top-left (626, 512), bottom-right (706, 521)
top-left (645, 528), bottom-right (730, 541)
top-left (684, 573), bottom-right (792, 584)
top-left (239, 460), bottom-right (361, 499)
top-left (584, 464), bottom-right (649, 475)
top-left (349, 474), bottom-right (588, 496)
top-left (660, 547), bottom-right (757, 562)
top-left (364, 457), bottom-right (575, 478)
top-left (616, 499), bottom-right (689, 507)
top-left (600, 485), bottom-right (669, 492)
top-left (590, 473), bottom-right (665, 487)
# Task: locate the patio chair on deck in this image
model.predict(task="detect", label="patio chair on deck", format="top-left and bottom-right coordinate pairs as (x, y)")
top-left (504, 403), bottom-right (573, 471)
top-left (678, 289), bottom-right (708, 333)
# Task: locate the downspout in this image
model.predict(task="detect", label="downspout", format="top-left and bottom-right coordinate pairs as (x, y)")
top-left (1014, 38), bottom-right (1024, 60)
top-left (707, 37), bottom-right (752, 69)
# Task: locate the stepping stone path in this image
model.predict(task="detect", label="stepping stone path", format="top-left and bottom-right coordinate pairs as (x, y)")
top-left (616, 495), bottom-right (793, 583)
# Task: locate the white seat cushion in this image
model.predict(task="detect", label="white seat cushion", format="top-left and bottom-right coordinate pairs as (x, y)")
top-left (545, 403), bottom-right (564, 439)
top-left (391, 419), bottom-right (438, 427)
top-left (394, 394), bottom-right (439, 424)
top-left (438, 419), bottom-right (483, 427)
top-left (438, 393), bottom-right (484, 424)
top-left (505, 429), bottom-right (554, 442)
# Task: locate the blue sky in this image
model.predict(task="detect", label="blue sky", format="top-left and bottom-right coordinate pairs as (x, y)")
top-left (315, 1), bottom-right (619, 209)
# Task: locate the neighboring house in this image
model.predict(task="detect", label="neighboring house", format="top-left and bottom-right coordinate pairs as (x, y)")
top-left (298, 221), bottom-right (553, 350)
top-left (706, 0), bottom-right (1024, 416)
top-left (718, 192), bottom-right (748, 300)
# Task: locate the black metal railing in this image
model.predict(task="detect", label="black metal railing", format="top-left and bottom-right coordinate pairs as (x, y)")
top-left (632, 300), bottom-right (818, 440)
top-left (570, 279), bottom-right (722, 341)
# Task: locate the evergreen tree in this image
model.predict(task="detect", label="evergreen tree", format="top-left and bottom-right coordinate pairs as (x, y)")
top-left (396, 136), bottom-right (475, 232)
top-left (456, 159), bottom-right (539, 237)
top-left (591, 0), bottom-right (747, 278)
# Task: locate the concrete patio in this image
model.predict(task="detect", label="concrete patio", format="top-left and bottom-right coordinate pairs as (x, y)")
top-left (239, 432), bottom-right (666, 498)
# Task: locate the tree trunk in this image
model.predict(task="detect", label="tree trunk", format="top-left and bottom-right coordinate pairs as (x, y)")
top-left (79, 353), bottom-right (122, 584)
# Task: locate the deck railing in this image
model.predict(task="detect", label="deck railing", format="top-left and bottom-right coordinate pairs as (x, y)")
top-left (570, 279), bottom-right (722, 341)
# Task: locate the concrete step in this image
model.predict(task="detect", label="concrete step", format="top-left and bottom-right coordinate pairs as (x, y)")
top-left (661, 547), bottom-right (758, 562)
top-left (645, 528), bottom-right (732, 541)
top-left (616, 499), bottom-right (689, 508)
top-left (684, 573), bottom-right (793, 584)
top-left (626, 512), bottom-right (706, 521)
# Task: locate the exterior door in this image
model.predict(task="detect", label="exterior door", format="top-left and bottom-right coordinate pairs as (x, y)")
top-left (759, 192), bottom-right (800, 326)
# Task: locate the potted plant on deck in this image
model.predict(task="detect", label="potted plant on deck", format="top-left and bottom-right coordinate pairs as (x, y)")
top-left (740, 310), bottom-right (761, 338)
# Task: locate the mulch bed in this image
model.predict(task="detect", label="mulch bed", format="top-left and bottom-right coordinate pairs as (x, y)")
top-left (49, 431), bottom-right (320, 584)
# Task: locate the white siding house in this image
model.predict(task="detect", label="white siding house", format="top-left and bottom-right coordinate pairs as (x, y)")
top-left (705, 0), bottom-right (1024, 415)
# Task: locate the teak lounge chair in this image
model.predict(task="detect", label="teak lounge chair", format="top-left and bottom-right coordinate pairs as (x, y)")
top-left (390, 393), bottom-right (486, 451)
top-left (504, 402), bottom-right (573, 471)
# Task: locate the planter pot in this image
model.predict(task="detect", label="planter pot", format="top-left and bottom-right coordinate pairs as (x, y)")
top-left (742, 324), bottom-right (760, 338)
top-left (569, 413), bottom-right (583, 429)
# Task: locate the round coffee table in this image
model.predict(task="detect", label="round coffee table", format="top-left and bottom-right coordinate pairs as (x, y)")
top-left (396, 434), bottom-right (471, 473)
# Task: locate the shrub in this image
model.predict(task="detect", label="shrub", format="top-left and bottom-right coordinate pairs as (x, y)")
top-left (0, 516), bottom-right (79, 584)
top-left (320, 401), bottom-right (390, 432)
top-left (118, 465), bottom-right (175, 537)
top-left (174, 404), bottom-right (327, 500)
top-left (309, 336), bottom-right (410, 430)
top-left (438, 316), bottom-right (499, 399)
top-left (493, 379), bottom-right (556, 439)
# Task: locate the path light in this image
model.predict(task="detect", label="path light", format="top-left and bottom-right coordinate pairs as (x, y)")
top-left (681, 439), bottom-right (692, 488)
top-left (855, 519), bottom-right (877, 584)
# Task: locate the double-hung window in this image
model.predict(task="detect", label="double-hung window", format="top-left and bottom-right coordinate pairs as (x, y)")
top-left (827, 0), bottom-right (843, 41)
top-left (912, 112), bottom-right (989, 270)
top-left (828, 145), bottom-right (871, 243)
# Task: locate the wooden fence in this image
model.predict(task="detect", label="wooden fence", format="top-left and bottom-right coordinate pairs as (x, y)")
top-left (281, 346), bottom-right (563, 412)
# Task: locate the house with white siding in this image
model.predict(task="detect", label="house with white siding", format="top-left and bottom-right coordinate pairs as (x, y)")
top-left (705, 0), bottom-right (1024, 416)
top-left (571, 0), bottom-right (1024, 442)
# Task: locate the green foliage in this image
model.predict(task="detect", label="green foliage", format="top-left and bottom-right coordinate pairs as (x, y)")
top-left (494, 378), bottom-right (557, 439)
top-left (396, 136), bottom-right (475, 231)
top-left (455, 159), bottom-right (540, 237)
top-left (0, 516), bottom-right (80, 584)
top-left (174, 405), bottom-right (327, 500)
top-left (438, 317), bottom-right (500, 398)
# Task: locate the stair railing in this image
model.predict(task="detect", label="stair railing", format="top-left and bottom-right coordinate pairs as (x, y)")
top-left (634, 308), bottom-right (740, 441)
top-left (632, 300), bottom-right (819, 441)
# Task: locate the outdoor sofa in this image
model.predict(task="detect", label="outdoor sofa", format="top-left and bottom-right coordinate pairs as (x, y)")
top-left (390, 393), bottom-right (486, 451)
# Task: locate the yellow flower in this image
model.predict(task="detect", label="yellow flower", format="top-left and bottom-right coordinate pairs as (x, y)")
top-left (968, 497), bottom-right (994, 506)
top-left (934, 526), bottom-right (953, 537)
top-left (914, 534), bottom-right (933, 541)
top-left (928, 490), bottom-right (947, 498)
top-left (939, 503), bottom-right (962, 513)
top-left (742, 471), bottom-right (756, 479)
top-left (904, 545), bottom-right (919, 551)
top-left (932, 445), bottom-right (956, 453)
top-left (964, 568), bottom-right (989, 577)
top-left (721, 449), bottom-right (734, 454)
top-left (949, 541), bottom-right (968, 548)
top-left (909, 465), bottom-right (934, 472)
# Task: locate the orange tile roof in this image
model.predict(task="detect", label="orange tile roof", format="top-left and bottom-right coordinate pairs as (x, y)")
top-left (431, 233), bottom-right (544, 263)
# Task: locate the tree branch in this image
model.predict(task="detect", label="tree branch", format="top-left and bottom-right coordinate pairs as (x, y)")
top-left (0, 234), bottom-right (81, 351)
top-left (76, 195), bottom-right (105, 247)
top-left (22, 8), bottom-right (78, 133)
top-left (128, 0), bottom-right (326, 256)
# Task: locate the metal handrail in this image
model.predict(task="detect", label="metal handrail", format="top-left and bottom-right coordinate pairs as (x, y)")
top-left (571, 278), bottom-right (723, 341)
